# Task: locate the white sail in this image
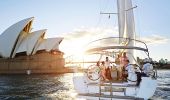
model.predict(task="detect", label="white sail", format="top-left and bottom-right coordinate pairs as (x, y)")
top-left (125, 0), bottom-right (135, 40)
top-left (125, 0), bottom-right (136, 63)
top-left (117, 0), bottom-right (125, 39)
top-left (117, 0), bottom-right (135, 40)
top-left (117, 0), bottom-right (136, 63)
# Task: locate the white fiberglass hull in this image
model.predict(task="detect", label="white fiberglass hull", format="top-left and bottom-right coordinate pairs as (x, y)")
top-left (73, 75), bottom-right (157, 100)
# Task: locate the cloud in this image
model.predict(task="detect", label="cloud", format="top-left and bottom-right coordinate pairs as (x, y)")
top-left (140, 34), bottom-right (169, 45)
top-left (62, 27), bottom-right (118, 41)
top-left (60, 27), bottom-right (169, 55)
top-left (60, 27), bottom-right (118, 49)
top-left (60, 27), bottom-right (118, 55)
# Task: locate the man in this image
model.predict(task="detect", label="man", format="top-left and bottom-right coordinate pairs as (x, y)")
top-left (104, 57), bottom-right (112, 80)
top-left (124, 60), bottom-right (142, 86)
top-left (105, 57), bottom-right (111, 68)
top-left (124, 60), bottom-right (137, 83)
top-left (142, 62), bottom-right (153, 76)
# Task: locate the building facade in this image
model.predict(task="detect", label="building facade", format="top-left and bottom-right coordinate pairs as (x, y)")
top-left (0, 17), bottom-right (66, 74)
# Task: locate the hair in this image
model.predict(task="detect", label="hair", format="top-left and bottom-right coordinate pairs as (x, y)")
top-left (101, 61), bottom-right (105, 64)
top-left (96, 61), bottom-right (100, 66)
top-left (126, 59), bottom-right (129, 63)
top-left (123, 52), bottom-right (126, 56)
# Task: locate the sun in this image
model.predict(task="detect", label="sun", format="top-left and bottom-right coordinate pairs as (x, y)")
top-left (60, 38), bottom-right (87, 59)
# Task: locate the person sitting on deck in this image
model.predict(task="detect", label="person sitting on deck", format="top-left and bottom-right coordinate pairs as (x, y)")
top-left (142, 61), bottom-right (153, 76)
top-left (115, 54), bottom-right (121, 80)
top-left (120, 52), bottom-right (129, 67)
top-left (123, 59), bottom-right (137, 82)
top-left (124, 60), bottom-right (142, 86)
top-left (100, 61), bottom-right (108, 80)
top-left (115, 54), bottom-right (121, 65)
top-left (118, 52), bottom-right (128, 80)
top-left (96, 61), bottom-right (100, 67)
top-left (119, 52), bottom-right (129, 80)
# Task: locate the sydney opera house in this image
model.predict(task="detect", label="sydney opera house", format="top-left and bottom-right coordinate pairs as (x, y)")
top-left (0, 17), bottom-right (65, 74)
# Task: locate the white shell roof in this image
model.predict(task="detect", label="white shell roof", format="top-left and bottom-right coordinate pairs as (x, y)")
top-left (32, 36), bottom-right (44, 55)
top-left (0, 17), bottom-right (34, 58)
top-left (11, 31), bottom-right (29, 58)
top-left (16, 29), bottom-right (46, 55)
top-left (52, 37), bottom-right (63, 50)
top-left (36, 37), bottom-right (63, 52)
top-left (0, 17), bottom-right (64, 58)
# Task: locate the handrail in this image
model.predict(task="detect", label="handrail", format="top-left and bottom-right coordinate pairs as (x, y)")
top-left (86, 37), bottom-right (149, 51)
top-left (86, 46), bottom-right (148, 54)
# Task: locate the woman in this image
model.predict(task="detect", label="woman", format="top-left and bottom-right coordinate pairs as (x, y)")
top-left (100, 61), bottom-right (107, 80)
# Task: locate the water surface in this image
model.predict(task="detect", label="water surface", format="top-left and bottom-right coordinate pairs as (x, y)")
top-left (0, 70), bottom-right (169, 100)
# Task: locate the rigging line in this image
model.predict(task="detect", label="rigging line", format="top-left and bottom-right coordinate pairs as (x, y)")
top-left (94, 0), bottom-right (102, 28)
top-left (95, 0), bottom-right (110, 28)
top-left (95, 0), bottom-right (117, 39)
top-left (99, 1), bottom-right (118, 35)
top-left (100, 0), bottom-right (110, 13)
top-left (135, 5), bottom-right (141, 40)
top-left (94, 13), bottom-right (102, 28)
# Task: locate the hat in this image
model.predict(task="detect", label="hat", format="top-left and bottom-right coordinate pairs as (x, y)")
top-left (143, 58), bottom-right (151, 63)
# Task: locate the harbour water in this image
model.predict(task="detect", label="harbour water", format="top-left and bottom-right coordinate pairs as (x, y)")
top-left (0, 70), bottom-right (169, 100)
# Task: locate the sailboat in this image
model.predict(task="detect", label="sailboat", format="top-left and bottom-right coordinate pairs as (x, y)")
top-left (72, 0), bottom-right (157, 99)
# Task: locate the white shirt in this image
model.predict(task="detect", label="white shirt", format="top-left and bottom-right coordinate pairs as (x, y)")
top-left (125, 64), bottom-right (137, 81)
top-left (125, 64), bottom-right (135, 73)
top-left (105, 60), bottom-right (111, 68)
top-left (143, 63), bottom-right (153, 74)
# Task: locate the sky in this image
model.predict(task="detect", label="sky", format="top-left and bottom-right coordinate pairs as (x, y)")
top-left (0, 0), bottom-right (170, 61)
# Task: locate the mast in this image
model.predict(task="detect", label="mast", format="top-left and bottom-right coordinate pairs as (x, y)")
top-left (101, 0), bottom-right (137, 63)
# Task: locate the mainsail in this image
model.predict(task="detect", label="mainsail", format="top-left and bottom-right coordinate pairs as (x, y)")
top-left (117, 0), bottom-right (125, 39)
top-left (117, 0), bottom-right (136, 63)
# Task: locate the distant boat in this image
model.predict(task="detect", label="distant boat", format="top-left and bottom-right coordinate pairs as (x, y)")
top-left (72, 0), bottom-right (157, 100)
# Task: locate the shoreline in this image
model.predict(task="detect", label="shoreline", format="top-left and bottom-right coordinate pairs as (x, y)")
top-left (0, 67), bottom-right (85, 75)
top-left (155, 64), bottom-right (170, 69)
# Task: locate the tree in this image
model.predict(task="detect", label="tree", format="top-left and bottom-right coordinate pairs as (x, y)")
top-left (159, 58), bottom-right (165, 64)
top-left (165, 59), bottom-right (168, 64)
